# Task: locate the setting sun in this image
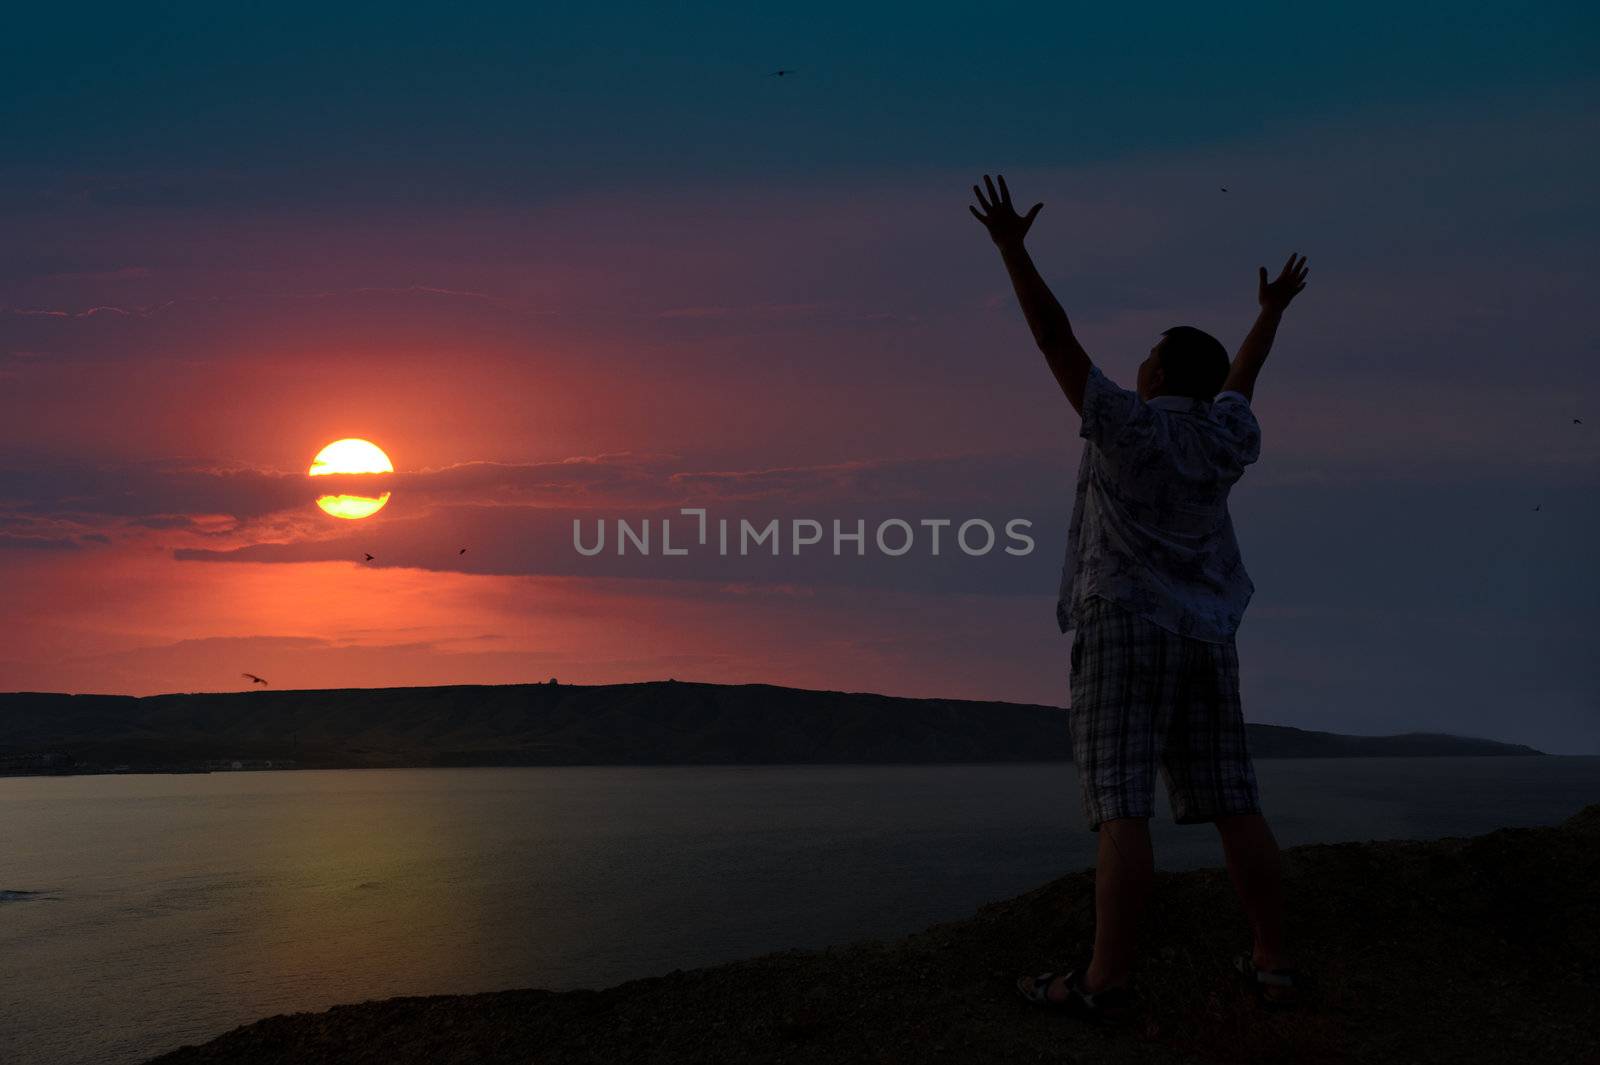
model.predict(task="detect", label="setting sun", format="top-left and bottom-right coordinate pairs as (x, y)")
top-left (309, 438), bottom-right (393, 519)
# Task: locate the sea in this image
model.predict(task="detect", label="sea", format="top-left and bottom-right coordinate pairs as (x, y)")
top-left (2, 757), bottom-right (1597, 1065)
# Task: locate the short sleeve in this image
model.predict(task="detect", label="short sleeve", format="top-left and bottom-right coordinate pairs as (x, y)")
top-left (1211, 392), bottom-right (1262, 466)
top-left (1078, 364), bottom-right (1149, 451)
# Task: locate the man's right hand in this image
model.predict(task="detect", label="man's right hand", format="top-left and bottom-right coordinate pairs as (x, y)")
top-left (1258, 254), bottom-right (1309, 313)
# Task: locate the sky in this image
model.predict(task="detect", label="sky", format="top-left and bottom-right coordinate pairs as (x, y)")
top-left (1, 3), bottom-right (1597, 753)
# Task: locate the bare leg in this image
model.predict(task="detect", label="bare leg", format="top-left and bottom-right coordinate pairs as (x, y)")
top-left (1215, 813), bottom-right (1289, 971)
top-left (1082, 816), bottom-right (1153, 993)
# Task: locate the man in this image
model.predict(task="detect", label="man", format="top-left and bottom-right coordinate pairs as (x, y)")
top-left (968, 173), bottom-right (1309, 1021)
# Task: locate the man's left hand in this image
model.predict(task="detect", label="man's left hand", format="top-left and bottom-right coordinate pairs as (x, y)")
top-left (970, 173), bottom-right (1042, 248)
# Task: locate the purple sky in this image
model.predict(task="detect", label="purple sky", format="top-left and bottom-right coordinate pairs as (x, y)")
top-left (1, 5), bottom-right (1596, 752)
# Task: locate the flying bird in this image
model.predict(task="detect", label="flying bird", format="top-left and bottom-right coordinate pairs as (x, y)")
top-left (766, 69), bottom-right (796, 77)
top-left (363, 553), bottom-right (375, 562)
top-left (458, 547), bottom-right (467, 555)
top-left (1533, 504), bottom-right (1541, 512)
top-left (1575, 418), bottom-right (1583, 425)
top-left (242, 673), bottom-right (269, 686)
top-left (1220, 187), bottom-right (1229, 192)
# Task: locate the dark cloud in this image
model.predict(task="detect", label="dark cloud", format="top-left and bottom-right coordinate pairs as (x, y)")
top-left (0, 533), bottom-right (80, 550)
top-left (0, 450), bottom-right (1069, 527)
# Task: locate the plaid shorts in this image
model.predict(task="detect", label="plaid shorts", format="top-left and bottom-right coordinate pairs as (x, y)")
top-left (1068, 595), bottom-right (1261, 831)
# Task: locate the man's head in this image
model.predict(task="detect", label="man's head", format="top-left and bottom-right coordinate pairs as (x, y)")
top-left (1137, 326), bottom-right (1230, 402)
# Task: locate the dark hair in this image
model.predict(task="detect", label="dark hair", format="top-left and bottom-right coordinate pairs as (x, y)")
top-left (1157, 326), bottom-right (1230, 400)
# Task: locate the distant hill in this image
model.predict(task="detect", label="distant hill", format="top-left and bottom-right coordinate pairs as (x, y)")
top-left (0, 681), bottom-right (1542, 774)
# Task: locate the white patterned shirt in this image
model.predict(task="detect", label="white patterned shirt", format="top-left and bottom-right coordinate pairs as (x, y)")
top-left (1057, 364), bottom-right (1261, 643)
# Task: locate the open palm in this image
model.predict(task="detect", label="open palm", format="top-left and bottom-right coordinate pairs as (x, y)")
top-left (1259, 254), bottom-right (1309, 311)
top-left (970, 173), bottom-right (1042, 247)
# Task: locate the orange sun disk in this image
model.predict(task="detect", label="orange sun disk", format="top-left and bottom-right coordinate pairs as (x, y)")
top-left (309, 438), bottom-right (393, 519)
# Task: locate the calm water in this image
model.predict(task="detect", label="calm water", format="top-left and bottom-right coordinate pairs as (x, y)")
top-left (2, 758), bottom-right (1597, 1065)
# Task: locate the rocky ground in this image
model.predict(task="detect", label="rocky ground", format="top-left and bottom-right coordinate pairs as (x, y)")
top-left (150, 805), bottom-right (1600, 1065)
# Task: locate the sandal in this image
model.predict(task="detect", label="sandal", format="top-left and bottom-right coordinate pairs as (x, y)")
top-left (1015, 968), bottom-right (1137, 1024)
top-left (1234, 954), bottom-right (1301, 1007)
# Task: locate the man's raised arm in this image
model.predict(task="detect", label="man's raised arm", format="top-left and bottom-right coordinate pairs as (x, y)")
top-left (1222, 254), bottom-right (1310, 403)
top-left (970, 173), bottom-right (1092, 413)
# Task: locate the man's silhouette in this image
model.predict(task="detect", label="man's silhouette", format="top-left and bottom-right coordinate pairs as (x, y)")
top-left (970, 173), bottom-right (1309, 1020)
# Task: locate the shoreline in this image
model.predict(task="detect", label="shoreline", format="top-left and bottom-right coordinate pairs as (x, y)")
top-left (148, 804), bottom-right (1600, 1064)
top-left (1, 749), bottom-right (1571, 781)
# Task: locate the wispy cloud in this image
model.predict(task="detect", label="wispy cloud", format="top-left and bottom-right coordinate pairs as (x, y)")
top-left (40, 266), bottom-right (151, 282)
